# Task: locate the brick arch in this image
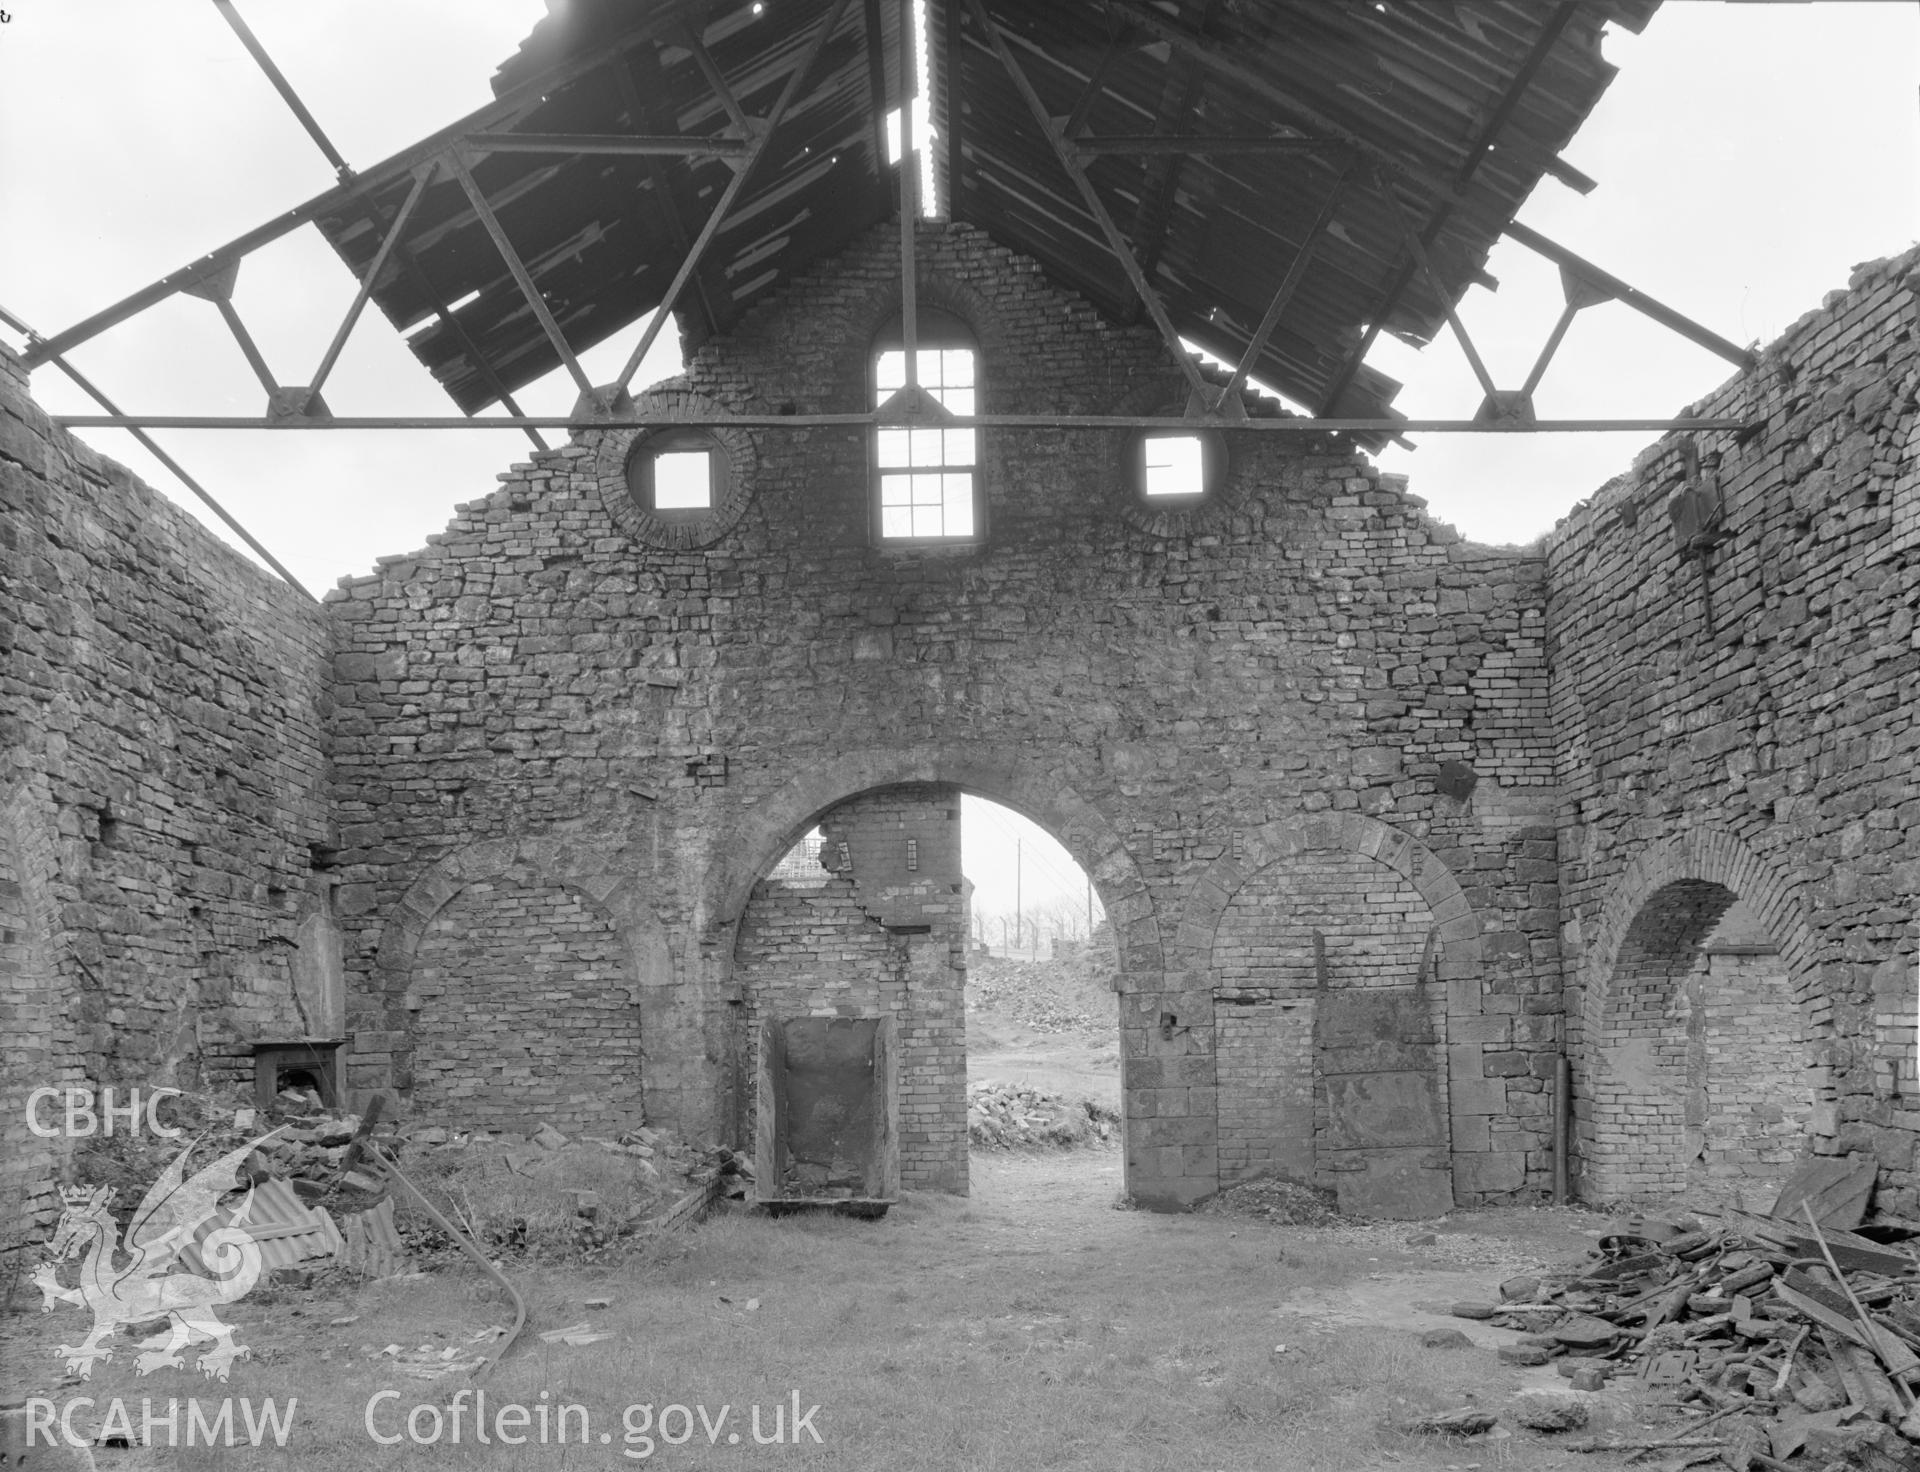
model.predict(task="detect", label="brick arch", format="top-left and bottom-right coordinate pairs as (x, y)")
top-left (1174, 811), bottom-right (1479, 971)
top-left (370, 836), bottom-right (677, 1127)
top-left (374, 835), bottom-right (675, 1005)
top-left (1579, 829), bottom-right (1825, 1201)
top-left (705, 744), bottom-right (1160, 977)
top-left (1584, 826), bottom-right (1819, 1041)
top-left (830, 262), bottom-right (1020, 416)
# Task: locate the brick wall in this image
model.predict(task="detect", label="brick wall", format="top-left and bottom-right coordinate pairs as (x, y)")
top-left (1550, 247), bottom-right (1920, 1208)
top-left (324, 222), bottom-right (1564, 1209)
top-left (1694, 948), bottom-right (1808, 1199)
top-left (734, 786), bottom-right (968, 1192)
top-left (1215, 997), bottom-right (1313, 1184)
top-left (1209, 848), bottom-right (1449, 1192)
top-left (408, 861), bottom-right (643, 1135)
top-left (0, 344), bottom-right (334, 1252)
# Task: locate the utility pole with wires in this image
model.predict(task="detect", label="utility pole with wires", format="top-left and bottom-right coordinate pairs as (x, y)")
top-left (1015, 835), bottom-right (1023, 956)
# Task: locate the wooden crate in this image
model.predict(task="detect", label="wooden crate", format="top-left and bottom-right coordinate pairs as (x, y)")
top-left (754, 1016), bottom-right (898, 1208)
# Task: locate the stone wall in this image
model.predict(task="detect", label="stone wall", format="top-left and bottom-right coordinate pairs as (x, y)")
top-left (326, 222), bottom-right (1563, 1209)
top-left (0, 345), bottom-right (335, 1252)
top-left (12, 231), bottom-right (1911, 1224)
top-left (1548, 248), bottom-right (1920, 1209)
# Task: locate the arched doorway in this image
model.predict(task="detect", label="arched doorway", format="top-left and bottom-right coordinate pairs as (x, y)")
top-left (1586, 883), bottom-right (1811, 1204)
top-left (729, 782), bottom-right (1121, 1200)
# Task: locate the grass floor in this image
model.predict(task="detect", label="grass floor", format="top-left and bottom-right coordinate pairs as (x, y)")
top-left (4, 1151), bottom-right (1664, 1472)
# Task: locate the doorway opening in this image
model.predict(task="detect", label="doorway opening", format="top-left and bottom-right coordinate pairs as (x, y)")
top-left (960, 795), bottom-right (1120, 1158)
top-left (735, 786), bottom-right (1119, 1200)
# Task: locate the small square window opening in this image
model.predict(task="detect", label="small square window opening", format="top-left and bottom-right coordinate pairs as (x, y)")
top-left (653, 449), bottom-right (713, 510)
top-left (1143, 435), bottom-right (1205, 498)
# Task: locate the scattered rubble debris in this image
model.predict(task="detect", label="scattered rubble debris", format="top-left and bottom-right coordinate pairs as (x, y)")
top-left (967, 1082), bottom-right (1117, 1149)
top-left (965, 948), bottom-right (1117, 1036)
top-left (1195, 1175), bottom-right (1346, 1227)
top-left (377, 1326), bottom-right (508, 1381)
top-left (1449, 1171), bottom-right (1920, 1465)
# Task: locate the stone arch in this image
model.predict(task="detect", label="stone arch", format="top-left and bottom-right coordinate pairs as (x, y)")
top-left (371, 836), bottom-right (676, 1128)
top-left (1174, 812), bottom-right (1490, 1212)
top-left (376, 836), bottom-right (674, 995)
top-left (705, 743), bottom-right (1159, 976)
top-left (1579, 829), bottom-right (1825, 1203)
top-left (1174, 811), bottom-right (1479, 969)
top-left (706, 744), bottom-right (1182, 1203)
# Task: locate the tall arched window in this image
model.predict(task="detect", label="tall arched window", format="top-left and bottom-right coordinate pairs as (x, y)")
top-left (872, 309), bottom-right (979, 541)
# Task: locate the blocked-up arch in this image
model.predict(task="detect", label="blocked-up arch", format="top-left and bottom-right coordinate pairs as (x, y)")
top-left (372, 836), bottom-right (676, 1128)
top-left (376, 836), bottom-right (675, 991)
top-left (704, 743), bottom-right (1159, 976)
top-left (1175, 812), bottom-right (1487, 1212)
top-left (1579, 828), bottom-right (1824, 1202)
top-left (1174, 812), bottom-right (1480, 968)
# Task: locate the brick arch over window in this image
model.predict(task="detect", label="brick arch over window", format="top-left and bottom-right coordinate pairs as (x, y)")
top-left (1173, 812), bottom-right (1480, 969)
top-left (830, 272), bottom-right (1016, 416)
top-left (370, 835), bottom-right (676, 1122)
top-left (705, 744), bottom-right (1160, 976)
top-left (1578, 829), bottom-right (1825, 1202)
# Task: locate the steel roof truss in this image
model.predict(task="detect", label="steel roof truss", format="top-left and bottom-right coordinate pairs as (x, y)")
top-left (1219, 151), bottom-right (1360, 407)
top-left (615, 0), bottom-right (859, 394)
top-left (447, 149), bottom-right (597, 399)
top-left (970, 0), bottom-right (1210, 407)
top-left (305, 165), bottom-right (434, 408)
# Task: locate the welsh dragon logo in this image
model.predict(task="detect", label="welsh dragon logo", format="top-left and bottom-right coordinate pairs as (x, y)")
top-left (32, 1131), bottom-right (281, 1381)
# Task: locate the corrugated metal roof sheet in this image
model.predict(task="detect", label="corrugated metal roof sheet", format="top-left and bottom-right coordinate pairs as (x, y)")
top-left (316, 0), bottom-right (1658, 438)
top-left (179, 1178), bottom-right (342, 1276)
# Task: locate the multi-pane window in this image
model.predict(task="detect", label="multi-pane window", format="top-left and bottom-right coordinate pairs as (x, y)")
top-left (874, 339), bottom-right (978, 540)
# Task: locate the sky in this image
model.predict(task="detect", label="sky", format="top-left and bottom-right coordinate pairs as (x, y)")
top-left (2, 2), bottom-right (1915, 909)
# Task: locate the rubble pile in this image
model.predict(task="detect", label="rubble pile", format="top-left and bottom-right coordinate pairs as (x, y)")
top-left (60, 1086), bottom-right (740, 1277)
top-left (1444, 1182), bottom-right (1920, 1467)
top-left (395, 1122), bottom-right (747, 1261)
top-left (1196, 1174), bottom-right (1346, 1227)
top-left (965, 950), bottom-right (1116, 1036)
top-left (967, 1082), bottom-right (1117, 1149)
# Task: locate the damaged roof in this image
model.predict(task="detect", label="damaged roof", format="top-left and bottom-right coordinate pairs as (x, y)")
top-left (313, 0), bottom-right (1659, 432)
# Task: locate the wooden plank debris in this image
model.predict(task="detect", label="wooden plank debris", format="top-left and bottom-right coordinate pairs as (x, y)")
top-left (1771, 1158), bottom-right (1877, 1230)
